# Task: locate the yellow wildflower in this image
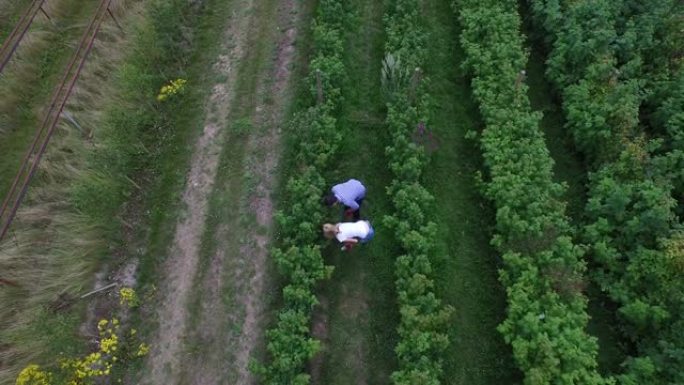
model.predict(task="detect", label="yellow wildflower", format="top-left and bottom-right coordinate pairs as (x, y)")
top-left (119, 288), bottom-right (139, 308)
top-left (156, 78), bottom-right (187, 102)
top-left (136, 342), bottom-right (150, 357)
top-left (16, 365), bottom-right (51, 385)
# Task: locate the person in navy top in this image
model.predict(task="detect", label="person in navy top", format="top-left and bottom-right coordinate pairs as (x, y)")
top-left (323, 179), bottom-right (366, 220)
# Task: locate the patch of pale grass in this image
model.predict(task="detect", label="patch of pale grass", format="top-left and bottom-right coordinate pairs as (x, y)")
top-left (0, 0), bottom-right (80, 137)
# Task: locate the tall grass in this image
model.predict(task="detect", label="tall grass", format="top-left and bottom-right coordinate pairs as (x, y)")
top-left (0, 0), bottom-right (104, 198)
top-left (1, 0), bottom-right (226, 379)
top-left (0, 1), bottom-right (146, 382)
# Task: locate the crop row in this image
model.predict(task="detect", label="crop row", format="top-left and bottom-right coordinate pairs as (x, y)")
top-left (529, 1), bottom-right (684, 383)
top-left (454, 0), bottom-right (610, 383)
top-left (256, 1), bottom-right (348, 384)
top-left (641, 1), bottom-right (684, 203)
top-left (382, 1), bottom-right (453, 384)
top-left (532, 0), bottom-right (641, 164)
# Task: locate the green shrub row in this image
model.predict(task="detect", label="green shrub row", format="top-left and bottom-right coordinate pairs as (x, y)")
top-left (256, 1), bottom-right (349, 384)
top-left (536, 0), bottom-right (642, 164)
top-left (582, 152), bottom-right (684, 385)
top-left (654, 71), bottom-right (684, 199)
top-left (531, 0), bottom-right (682, 164)
top-left (454, 0), bottom-right (610, 384)
top-left (529, 1), bottom-right (684, 383)
top-left (641, 1), bottom-right (684, 202)
top-left (532, 0), bottom-right (683, 165)
top-left (382, 1), bottom-right (453, 384)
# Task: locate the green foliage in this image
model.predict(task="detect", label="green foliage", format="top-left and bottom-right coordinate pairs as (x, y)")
top-left (582, 151), bottom-right (684, 383)
top-left (383, 1), bottom-right (453, 384)
top-left (381, 53), bottom-right (411, 100)
top-left (529, 0), bottom-right (684, 383)
top-left (256, 1), bottom-right (349, 383)
top-left (455, 0), bottom-right (610, 383)
top-left (259, 308), bottom-right (320, 385)
top-left (652, 70), bottom-right (684, 204)
top-left (532, 0), bottom-right (643, 164)
top-left (71, 0), bottom-right (198, 225)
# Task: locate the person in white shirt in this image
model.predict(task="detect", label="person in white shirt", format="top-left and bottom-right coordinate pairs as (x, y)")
top-left (322, 220), bottom-right (375, 251)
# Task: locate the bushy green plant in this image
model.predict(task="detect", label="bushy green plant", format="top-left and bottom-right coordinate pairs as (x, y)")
top-left (382, 1), bottom-right (454, 384)
top-left (455, 0), bottom-right (610, 383)
top-left (528, 0), bottom-right (684, 383)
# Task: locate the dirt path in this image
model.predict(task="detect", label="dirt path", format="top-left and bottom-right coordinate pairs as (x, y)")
top-left (231, 2), bottom-right (300, 382)
top-left (144, 0), bottom-right (306, 384)
top-left (181, 0), bottom-right (304, 383)
top-left (144, 2), bottom-right (255, 384)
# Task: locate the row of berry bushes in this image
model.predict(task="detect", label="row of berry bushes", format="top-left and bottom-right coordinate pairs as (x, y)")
top-left (529, 1), bottom-right (684, 383)
top-left (382, 1), bottom-right (453, 384)
top-left (255, 1), bottom-right (349, 384)
top-left (530, 0), bottom-right (642, 165)
top-left (454, 0), bottom-right (610, 383)
top-left (628, 1), bottom-right (684, 204)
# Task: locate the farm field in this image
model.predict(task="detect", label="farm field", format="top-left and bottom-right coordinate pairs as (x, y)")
top-left (0, 0), bottom-right (682, 384)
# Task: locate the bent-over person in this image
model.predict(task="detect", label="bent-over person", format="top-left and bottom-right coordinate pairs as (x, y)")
top-left (323, 179), bottom-right (366, 220)
top-left (323, 220), bottom-right (374, 251)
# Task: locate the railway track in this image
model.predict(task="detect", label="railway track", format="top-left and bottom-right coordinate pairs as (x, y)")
top-left (0, 0), bottom-right (115, 244)
top-left (0, 0), bottom-right (49, 74)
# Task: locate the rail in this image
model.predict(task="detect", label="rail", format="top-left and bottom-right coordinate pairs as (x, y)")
top-left (0, 0), bottom-right (49, 74)
top-left (0, 0), bottom-right (114, 245)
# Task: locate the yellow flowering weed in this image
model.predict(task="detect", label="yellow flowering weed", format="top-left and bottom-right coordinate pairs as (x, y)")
top-left (156, 78), bottom-right (187, 101)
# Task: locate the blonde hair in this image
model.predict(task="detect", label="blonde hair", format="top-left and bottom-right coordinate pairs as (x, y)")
top-left (322, 223), bottom-right (337, 239)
